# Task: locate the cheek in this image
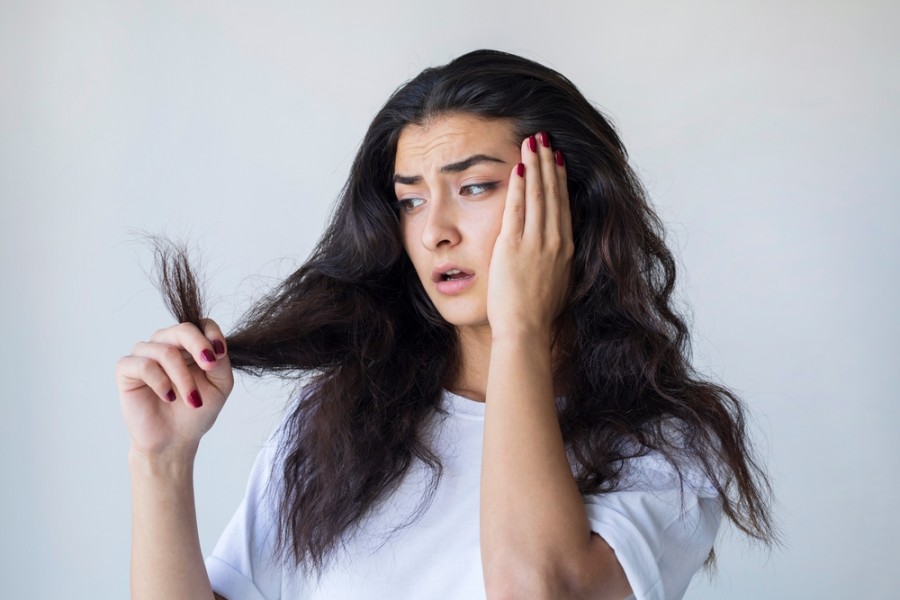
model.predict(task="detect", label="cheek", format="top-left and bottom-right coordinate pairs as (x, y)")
top-left (481, 203), bottom-right (505, 254)
top-left (399, 220), bottom-right (426, 271)
top-left (398, 215), bottom-right (416, 250)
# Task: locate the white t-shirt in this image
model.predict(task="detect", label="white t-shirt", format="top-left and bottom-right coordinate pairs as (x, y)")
top-left (206, 390), bottom-right (721, 599)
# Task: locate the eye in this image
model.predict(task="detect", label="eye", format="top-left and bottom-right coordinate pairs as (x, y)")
top-left (460, 182), bottom-right (498, 197)
top-left (395, 197), bottom-right (425, 213)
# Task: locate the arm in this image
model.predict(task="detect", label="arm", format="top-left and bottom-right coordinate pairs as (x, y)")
top-left (129, 447), bottom-right (215, 600)
top-left (116, 321), bottom-right (233, 600)
top-left (480, 134), bottom-right (632, 599)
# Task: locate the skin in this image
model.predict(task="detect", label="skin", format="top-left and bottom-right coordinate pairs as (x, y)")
top-left (394, 114), bottom-right (517, 398)
top-left (117, 321), bottom-right (231, 600)
top-left (116, 113), bottom-right (632, 599)
top-left (396, 114), bottom-right (632, 598)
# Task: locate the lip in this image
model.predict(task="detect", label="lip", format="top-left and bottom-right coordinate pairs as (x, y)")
top-left (432, 263), bottom-right (476, 295)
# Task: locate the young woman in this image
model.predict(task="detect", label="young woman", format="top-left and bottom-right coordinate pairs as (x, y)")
top-left (117, 50), bottom-right (774, 599)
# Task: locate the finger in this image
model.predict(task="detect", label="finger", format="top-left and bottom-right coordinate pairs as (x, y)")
top-left (149, 322), bottom-right (220, 373)
top-left (501, 160), bottom-right (527, 240)
top-left (199, 318), bottom-right (233, 389)
top-left (116, 355), bottom-right (177, 404)
top-left (554, 148), bottom-right (573, 243)
top-left (522, 134), bottom-right (545, 240)
top-left (131, 341), bottom-right (205, 408)
top-left (537, 132), bottom-right (562, 243)
top-left (200, 318), bottom-right (227, 358)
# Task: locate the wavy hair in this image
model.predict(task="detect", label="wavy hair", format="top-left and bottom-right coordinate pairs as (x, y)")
top-left (157, 49), bottom-right (775, 573)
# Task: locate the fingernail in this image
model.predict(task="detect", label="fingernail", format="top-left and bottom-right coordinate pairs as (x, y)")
top-left (212, 340), bottom-right (225, 356)
top-left (166, 389), bottom-right (176, 402)
top-left (516, 163), bottom-right (525, 177)
top-left (540, 132), bottom-right (550, 148)
top-left (528, 136), bottom-right (537, 152)
top-left (555, 150), bottom-right (565, 166)
top-left (188, 390), bottom-right (203, 408)
top-left (201, 349), bottom-right (216, 364)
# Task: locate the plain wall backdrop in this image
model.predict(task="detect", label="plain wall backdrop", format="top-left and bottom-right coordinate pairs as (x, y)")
top-left (1, 1), bottom-right (897, 597)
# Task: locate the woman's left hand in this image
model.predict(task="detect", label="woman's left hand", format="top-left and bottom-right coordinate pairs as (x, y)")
top-left (487, 132), bottom-right (573, 341)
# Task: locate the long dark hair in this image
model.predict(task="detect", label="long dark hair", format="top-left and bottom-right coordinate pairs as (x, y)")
top-left (157, 49), bottom-right (775, 573)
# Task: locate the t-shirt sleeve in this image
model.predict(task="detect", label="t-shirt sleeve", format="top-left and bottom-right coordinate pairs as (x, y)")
top-left (205, 434), bottom-right (283, 600)
top-left (583, 452), bottom-right (722, 600)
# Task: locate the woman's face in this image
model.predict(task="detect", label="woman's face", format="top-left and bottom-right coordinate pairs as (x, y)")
top-left (394, 113), bottom-right (521, 334)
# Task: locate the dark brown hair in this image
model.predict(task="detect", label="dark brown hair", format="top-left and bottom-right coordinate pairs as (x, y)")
top-left (157, 49), bottom-right (775, 574)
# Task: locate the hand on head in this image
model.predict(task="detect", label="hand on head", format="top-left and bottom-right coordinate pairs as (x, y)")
top-left (487, 131), bottom-right (573, 340)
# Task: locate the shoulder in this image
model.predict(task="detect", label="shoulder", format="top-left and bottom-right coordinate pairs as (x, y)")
top-left (582, 425), bottom-right (723, 599)
top-left (611, 416), bottom-right (721, 494)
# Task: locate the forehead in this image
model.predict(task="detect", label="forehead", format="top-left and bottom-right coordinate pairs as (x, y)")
top-left (394, 114), bottom-right (518, 171)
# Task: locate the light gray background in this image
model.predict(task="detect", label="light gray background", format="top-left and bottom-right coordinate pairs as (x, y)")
top-left (2, 1), bottom-right (897, 598)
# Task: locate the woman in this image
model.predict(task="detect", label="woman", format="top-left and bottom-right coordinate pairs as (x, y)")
top-left (117, 49), bottom-right (774, 599)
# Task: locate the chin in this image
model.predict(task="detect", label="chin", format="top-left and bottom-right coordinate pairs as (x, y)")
top-left (437, 311), bottom-right (489, 330)
top-left (427, 296), bottom-right (489, 330)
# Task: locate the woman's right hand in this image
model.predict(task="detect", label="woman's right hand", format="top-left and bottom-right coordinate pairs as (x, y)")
top-left (116, 319), bottom-right (234, 459)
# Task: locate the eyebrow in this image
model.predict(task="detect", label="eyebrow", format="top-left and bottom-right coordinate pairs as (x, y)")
top-left (393, 154), bottom-right (506, 185)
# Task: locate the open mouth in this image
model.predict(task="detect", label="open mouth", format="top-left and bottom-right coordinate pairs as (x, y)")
top-left (441, 269), bottom-right (470, 281)
top-left (432, 265), bottom-right (475, 284)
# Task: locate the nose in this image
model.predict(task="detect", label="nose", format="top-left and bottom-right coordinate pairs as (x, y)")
top-left (420, 194), bottom-right (461, 251)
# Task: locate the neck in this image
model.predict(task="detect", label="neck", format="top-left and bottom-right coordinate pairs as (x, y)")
top-left (451, 325), bottom-right (492, 402)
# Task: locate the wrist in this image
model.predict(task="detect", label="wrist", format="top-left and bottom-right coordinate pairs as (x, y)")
top-left (490, 323), bottom-right (552, 347)
top-left (128, 444), bottom-right (198, 481)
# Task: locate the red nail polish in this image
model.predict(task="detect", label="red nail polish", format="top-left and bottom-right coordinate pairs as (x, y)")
top-left (555, 150), bottom-right (565, 166)
top-left (212, 340), bottom-right (225, 356)
top-left (201, 349), bottom-right (216, 363)
top-left (188, 390), bottom-right (203, 408)
top-left (528, 136), bottom-right (537, 152)
top-left (516, 163), bottom-right (525, 177)
top-left (540, 132), bottom-right (550, 148)
top-left (166, 389), bottom-right (176, 402)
